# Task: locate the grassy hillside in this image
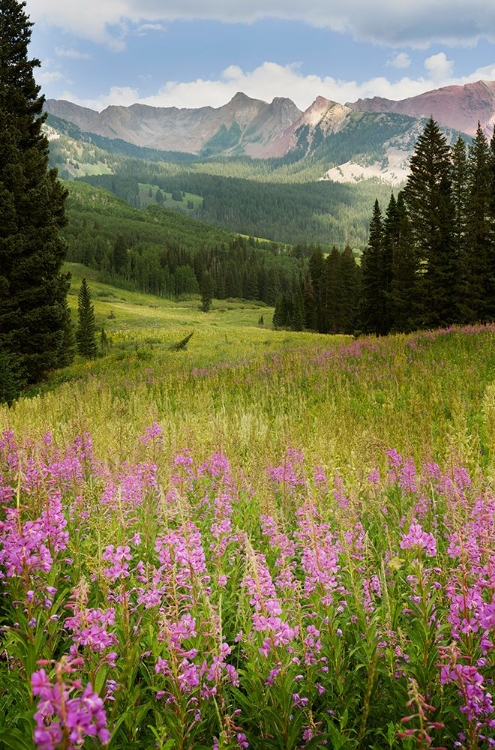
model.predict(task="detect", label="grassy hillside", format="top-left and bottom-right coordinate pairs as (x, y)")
top-left (1, 273), bottom-right (495, 747)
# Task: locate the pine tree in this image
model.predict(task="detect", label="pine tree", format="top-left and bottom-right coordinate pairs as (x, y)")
top-left (464, 123), bottom-right (494, 321)
top-left (360, 200), bottom-right (385, 335)
top-left (325, 246), bottom-right (343, 334)
top-left (76, 279), bottom-right (97, 358)
top-left (200, 270), bottom-right (214, 312)
top-left (0, 0), bottom-right (73, 395)
top-left (488, 128), bottom-right (495, 320)
top-left (381, 194), bottom-right (398, 334)
top-left (302, 272), bottom-right (317, 331)
top-left (308, 247), bottom-right (326, 333)
top-left (0, 345), bottom-right (20, 405)
top-left (113, 233), bottom-right (127, 274)
top-left (340, 245), bottom-right (360, 334)
top-left (450, 136), bottom-right (469, 319)
top-left (403, 118), bottom-right (456, 328)
top-left (291, 282), bottom-right (305, 332)
top-left (389, 192), bottom-right (420, 332)
top-left (451, 136), bottom-right (469, 258)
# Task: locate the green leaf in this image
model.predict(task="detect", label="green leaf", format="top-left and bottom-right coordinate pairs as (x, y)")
top-left (0, 728), bottom-right (33, 750)
top-left (95, 664), bottom-right (107, 695)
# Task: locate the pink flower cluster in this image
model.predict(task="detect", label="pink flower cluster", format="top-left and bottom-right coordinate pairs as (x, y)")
top-left (400, 519), bottom-right (437, 557)
top-left (31, 663), bottom-right (109, 750)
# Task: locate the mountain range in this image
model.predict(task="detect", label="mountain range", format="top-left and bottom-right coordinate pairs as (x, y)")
top-left (42, 81), bottom-right (495, 248)
top-left (44, 80), bottom-right (495, 186)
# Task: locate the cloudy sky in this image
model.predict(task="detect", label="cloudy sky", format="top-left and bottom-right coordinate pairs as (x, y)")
top-left (25, 0), bottom-right (495, 112)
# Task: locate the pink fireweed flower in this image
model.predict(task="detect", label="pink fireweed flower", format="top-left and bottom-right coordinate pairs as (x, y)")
top-left (0, 513), bottom-right (53, 577)
top-left (295, 503), bottom-right (343, 604)
top-left (65, 607), bottom-right (117, 654)
top-left (400, 520), bottom-right (437, 557)
top-left (440, 663), bottom-right (495, 724)
top-left (141, 423), bottom-right (164, 447)
top-left (31, 667), bottom-right (110, 749)
top-left (101, 544), bottom-right (132, 582)
top-left (155, 523), bottom-right (209, 592)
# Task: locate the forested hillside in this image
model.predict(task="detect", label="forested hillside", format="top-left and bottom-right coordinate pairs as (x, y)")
top-left (78, 171), bottom-right (394, 246)
top-left (63, 182), bottom-right (307, 302)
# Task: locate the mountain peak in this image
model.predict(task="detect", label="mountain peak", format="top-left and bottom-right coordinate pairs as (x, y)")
top-left (229, 91), bottom-right (260, 105)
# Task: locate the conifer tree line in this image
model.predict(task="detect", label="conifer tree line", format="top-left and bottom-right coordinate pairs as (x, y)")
top-left (273, 245), bottom-right (361, 334)
top-left (67, 230), bottom-right (308, 306)
top-left (0, 0), bottom-right (73, 404)
top-left (361, 118), bottom-right (495, 333)
top-left (274, 118), bottom-right (495, 334)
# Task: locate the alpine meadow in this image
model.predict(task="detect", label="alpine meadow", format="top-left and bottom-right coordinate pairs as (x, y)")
top-left (2, 2), bottom-right (495, 750)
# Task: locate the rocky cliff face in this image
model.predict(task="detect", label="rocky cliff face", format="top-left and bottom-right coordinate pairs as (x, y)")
top-left (348, 80), bottom-right (495, 137)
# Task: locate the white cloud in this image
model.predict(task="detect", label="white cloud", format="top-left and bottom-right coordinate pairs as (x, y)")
top-left (135, 23), bottom-right (166, 35)
top-left (60, 56), bottom-right (495, 114)
top-left (55, 47), bottom-right (91, 60)
top-left (61, 86), bottom-right (140, 110)
top-left (25, 0), bottom-right (495, 48)
top-left (38, 69), bottom-right (68, 85)
top-left (389, 53), bottom-right (411, 69)
top-left (424, 52), bottom-right (454, 82)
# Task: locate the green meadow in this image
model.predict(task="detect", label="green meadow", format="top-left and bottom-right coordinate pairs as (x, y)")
top-left (5, 266), bottom-right (494, 477)
top-left (1, 269), bottom-right (495, 748)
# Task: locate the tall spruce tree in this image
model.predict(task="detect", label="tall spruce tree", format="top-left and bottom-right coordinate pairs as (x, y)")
top-left (0, 0), bottom-right (73, 397)
top-left (488, 128), bottom-right (495, 320)
top-left (450, 136), bottom-right (469, 319)
top-left (200, 270), bottom-right (214, 313)
top-left (360, 200), bottom-right (385, 335)
top-left (389, 192), bottom-right (419, 332)
top-left (340, 245), bottom-right (361, 334)
top-left (76, 279), bottom-right (97, 358)
top-left (403, 118), bottom-right (456, 328)
top-left (464, 123), bottom-right (494, 321)
top-left (308, 247), bottom-right (326, 333)
top-left (381, 194), bottom-right (399, 334)
top-left (324, 247), bottom-right (343, 334)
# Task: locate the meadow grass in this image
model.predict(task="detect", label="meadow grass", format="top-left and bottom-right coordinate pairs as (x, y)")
top-left (1, 277), bottom-right (495, 749)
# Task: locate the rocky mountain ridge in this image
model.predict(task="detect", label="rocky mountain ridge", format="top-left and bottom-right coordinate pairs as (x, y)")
top-left (348, 80), bottom-right (495, 138)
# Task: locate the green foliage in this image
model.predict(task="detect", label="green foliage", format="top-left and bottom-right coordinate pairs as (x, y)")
top-left (0, 346), bottom-right (20, 405)
top-left (61, 182), bottom-right (304, 306)
top-left (402, 118), bottom-right (456, 329)
top-left (0, 0), bottom-right (74, 390)
top-left (200, 271), bottom-right (214, 312)
top-left (76, 278), bottom-right (98, 358)
top-left (168, 331), bottom-right (194, 351)
top-left (365, 118), bottom-right (495, 334)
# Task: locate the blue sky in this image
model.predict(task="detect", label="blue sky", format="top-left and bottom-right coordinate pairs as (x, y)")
top-left (25, 0), bottom-right (495, 112)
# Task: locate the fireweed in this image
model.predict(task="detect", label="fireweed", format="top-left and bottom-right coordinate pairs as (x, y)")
top-left (1, 425), bottom-right (495, 748)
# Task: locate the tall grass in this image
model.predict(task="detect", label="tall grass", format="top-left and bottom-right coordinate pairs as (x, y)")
top-left (1, 299), bottom-right (495, 749)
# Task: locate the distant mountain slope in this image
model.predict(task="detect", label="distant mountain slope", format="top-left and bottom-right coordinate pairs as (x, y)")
top-left (348, 80), bottom-right (495, 137)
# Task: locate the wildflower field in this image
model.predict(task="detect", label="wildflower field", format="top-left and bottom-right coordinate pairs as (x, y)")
top-left (1, 278), bottom-right (495, 749)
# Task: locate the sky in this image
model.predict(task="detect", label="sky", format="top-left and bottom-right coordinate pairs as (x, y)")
top-left (24, 0), bottom-right (495, 113)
